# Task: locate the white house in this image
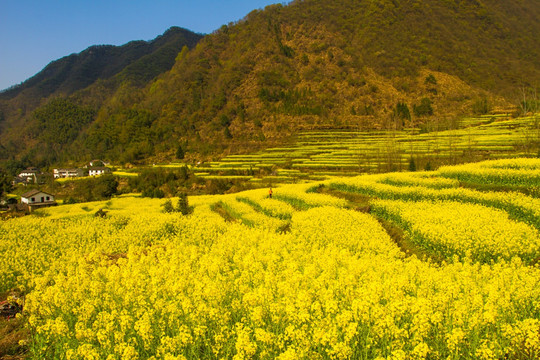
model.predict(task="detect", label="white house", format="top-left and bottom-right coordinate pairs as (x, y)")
top-left (88, 167), bottom-right (111, 176)
top-left (18, 167), bottom-right (40, 183)
top-left (89, 160), bottom-right (109, 167)
top-left (20, 190), bottom-right (57, 212)
top-left (54, 168), bottom-right (84, 179)
top-left (21, 189), bottom-right (55, 205)
top-left (19, 167), bottom-right (39, 178)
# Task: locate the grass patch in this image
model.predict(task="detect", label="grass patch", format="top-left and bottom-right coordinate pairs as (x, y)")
top-left (376, 218), bottom-right (444, 264)
top-left (0, 317), bottom-right (28, 359)
top-left (314, 184), bottom-right (372, 212)
top-left (273, 195), bottom-right (315, 211)
top-left (458, 181), bottom-right (540, 198)
top-left (212, 201), bottom-right (255, 227)
top-left (0, 291), bottom-right (27, 360)
top-left (210, 202), bottom-right (238, 223)
top-left (236, 197), bottom-right (292, 220)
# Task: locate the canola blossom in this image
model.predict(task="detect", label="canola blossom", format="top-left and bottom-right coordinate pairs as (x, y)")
top-left (377, 172), bottom-right (460, 189)
top-left (329, 171), bottom-right (540, 230)
top-left (273, 183), bottom-right (348, 209)
top-left (235, 188), bottom-right (296, 220)
top-left (214, 195), bottom-right (288, 231)
top-left (373, 199), bottom-right (540, 263)
top-left (2, 158), bottom-right (540, 359)
top-left (438, 158), bottom-right (540, 187)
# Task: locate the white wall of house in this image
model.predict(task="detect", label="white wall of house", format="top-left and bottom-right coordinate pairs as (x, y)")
top-left (54, 169), bottom-right (83, 178)
top-left (21, 192), bottom-right (55, 204)
top-left (89, 168), bottom-right (110, 176)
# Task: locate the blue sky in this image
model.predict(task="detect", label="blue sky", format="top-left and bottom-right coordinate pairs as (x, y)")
top-left (0, 0), bottom-right (282, 91)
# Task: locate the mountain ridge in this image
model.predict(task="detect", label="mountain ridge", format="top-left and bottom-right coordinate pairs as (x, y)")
top-left (1, 0), bottom-right (539, 167)
top-left (0, 26), bottom-right (203, 99)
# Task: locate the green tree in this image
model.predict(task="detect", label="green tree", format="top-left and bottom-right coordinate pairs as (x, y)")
top-left (425, 74), bottom-right (437, 85)
top-left (395, 102), bottom-right (411, 123)
top-left (176, 145), bottom-right (185, 160)
top-left (153, 188), bottom-right (165, 198)
top-left (408, 157), bottom-right (417, 172)
top-left (93, 175), bottom-right (118, 199)
top-left (413, 98), bottom-right (434, 117)
top-left (219, 114), bottom-right (231, 127)
top-left (0, 169), bottom-right (13, 199)
top-left (472, 97), bottom-right (491, 115)
top-left (161, 199), bottom-right (174, 213)
top-left (179, 166), bottom-right (189, 181)
top-left (176, 192), bottom-right (190, 215)
top-left (3, 159), bottom-right (25, 177)
top-left (32, 98), bottom-right (95, 148)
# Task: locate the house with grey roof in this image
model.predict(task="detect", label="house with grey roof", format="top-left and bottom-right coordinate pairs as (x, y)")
top-left (20, 190), bottom-right (57, 211)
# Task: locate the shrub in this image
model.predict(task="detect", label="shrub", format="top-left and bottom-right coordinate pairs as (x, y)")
top-left (153, 189), bottom-right (165, 199)
top-left (408, 157), bottom-right (417, 172)
top-left (413, 98), bottom-right (434, 117)
top-left (161, 199), bottom-right (174, 213)
top-left (425, 74), bottom-right (437, 85)
top-left (472, 97), bottom-right (491, 115)
top-left (176, 145), bottom-right (185, 160)
top-left (176, 193), bottom-right (191, 215)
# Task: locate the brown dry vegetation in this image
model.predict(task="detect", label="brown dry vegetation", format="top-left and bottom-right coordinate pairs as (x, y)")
top-left (0, 291), bottom-right (28, 360)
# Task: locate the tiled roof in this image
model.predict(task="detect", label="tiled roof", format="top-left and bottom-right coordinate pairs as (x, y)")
top-left (21, 189), bottom-right (54, 198)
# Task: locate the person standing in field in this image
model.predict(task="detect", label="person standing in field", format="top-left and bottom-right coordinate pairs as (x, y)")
top-left (269, 187), bottom-right (273, 198)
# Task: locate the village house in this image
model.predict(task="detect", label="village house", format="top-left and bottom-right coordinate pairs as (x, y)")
top-left (53, 168), bottom-right (85, 179)
top-left (20, 189), bottom-right (57, 211)
top-left (89, 160), bottom-right (109, 167)
top-left (15, 167), bottom-right (47, 185)
top-left (17, 167), bottom-right (39, 183)
top-left (12, 177), bottom-right (29, 186)
top-left (18, 167), bottom-right (39, 179)
top-left (88, 167), bottom-right (111, 176)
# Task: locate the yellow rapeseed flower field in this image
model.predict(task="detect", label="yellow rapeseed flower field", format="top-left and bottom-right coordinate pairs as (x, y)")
top-left (2, 158), bottom-right (540, 359)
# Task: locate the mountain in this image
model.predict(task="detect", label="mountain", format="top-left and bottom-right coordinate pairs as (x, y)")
top-left (0, 27), bottom-right (203, 165)
top-left (0, 27), bottom-right (202, 99)
top-left (2, 0), bottom-right (540, 166)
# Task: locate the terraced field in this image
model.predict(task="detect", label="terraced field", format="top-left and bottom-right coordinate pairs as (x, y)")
top-left (2, 158), bottom-right (540, 359)
top-left (155, 114), bottom-right (540, 184)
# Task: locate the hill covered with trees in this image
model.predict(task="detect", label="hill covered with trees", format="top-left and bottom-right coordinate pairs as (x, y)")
top-left (1, 0), bottom-right (540, 167)
top-left (0, 27), bottom-right (202, 100)
top-left (0, 27), bottom-right (202, 166)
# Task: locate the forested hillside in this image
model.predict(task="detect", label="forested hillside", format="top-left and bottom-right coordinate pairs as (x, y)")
top-left (1, 0), bottom-right (540, 166)
top-left (0, 27), bottom-right (202, 165)
top-left (0, 27), bottom-right (202, 100)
